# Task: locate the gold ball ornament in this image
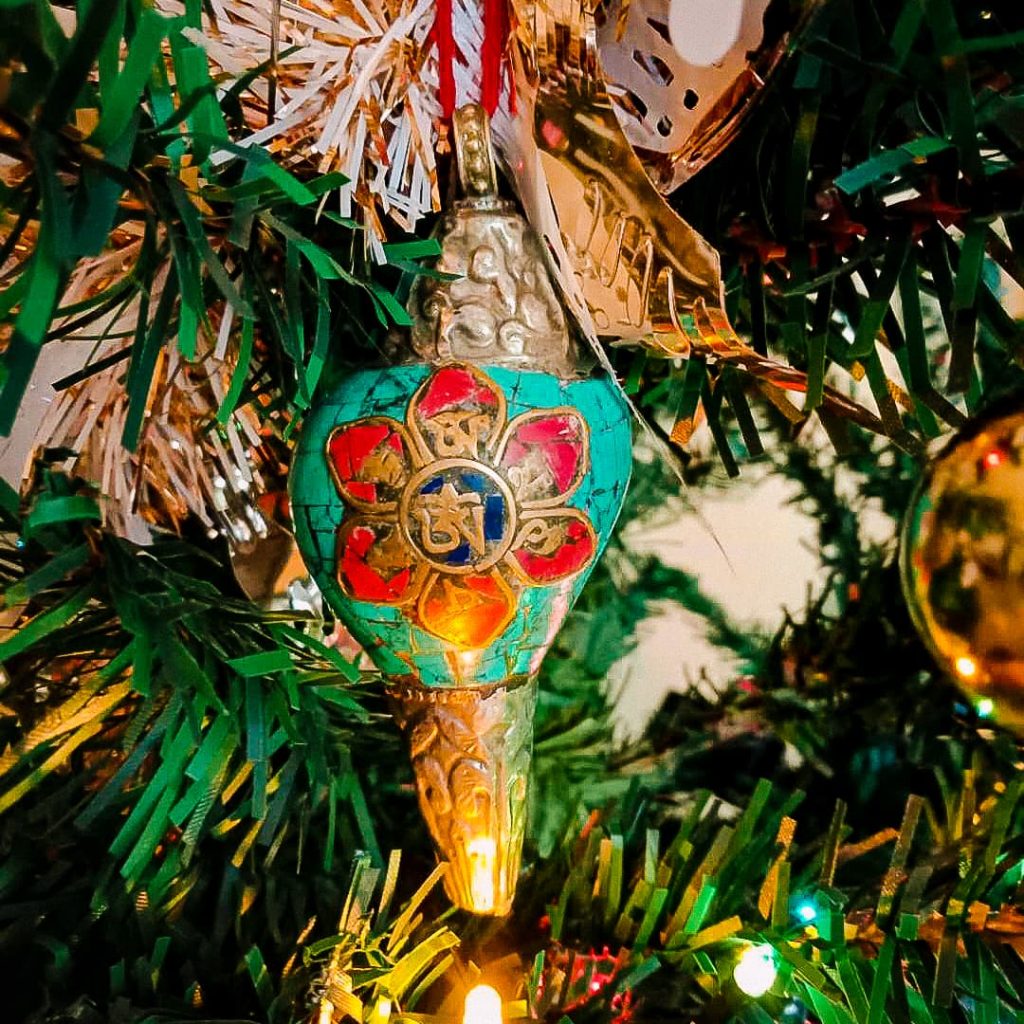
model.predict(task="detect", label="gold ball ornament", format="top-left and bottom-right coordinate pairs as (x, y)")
top-left (900, 403), bottom-right (1024, 731)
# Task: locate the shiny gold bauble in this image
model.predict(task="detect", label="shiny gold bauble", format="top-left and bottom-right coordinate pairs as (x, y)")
top-left (900, 403), bottom-right (1024, 732)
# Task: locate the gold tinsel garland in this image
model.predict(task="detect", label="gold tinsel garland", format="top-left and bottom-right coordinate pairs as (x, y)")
top-left (25, 282), bottom-right (279, 546)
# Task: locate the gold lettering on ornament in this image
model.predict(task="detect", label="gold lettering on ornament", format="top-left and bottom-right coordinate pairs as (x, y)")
top-left (361, 447), bottom-right (406, 488)
top-left (515, 518), bottom-right (565, 556)
top-left (413, 483), bottom-right (487, 556)
top-left (507, 456), bottom-right (555, 503)
top-left (421, 411), bottom-right (492, 458)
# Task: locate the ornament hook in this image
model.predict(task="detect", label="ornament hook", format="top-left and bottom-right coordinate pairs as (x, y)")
top-left (453, 104), bottom-right (499, 200)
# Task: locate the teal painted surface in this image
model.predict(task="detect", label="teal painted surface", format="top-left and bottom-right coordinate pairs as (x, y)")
top-left (290, 364), bottom-right (632, 687)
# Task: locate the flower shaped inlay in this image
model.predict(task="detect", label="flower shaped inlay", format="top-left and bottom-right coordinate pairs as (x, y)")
top-left (326, 364), bottom-right (597, 650)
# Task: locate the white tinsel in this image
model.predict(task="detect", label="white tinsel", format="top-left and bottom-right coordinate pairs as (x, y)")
top-left (157, 0), bottom-right (508, 243)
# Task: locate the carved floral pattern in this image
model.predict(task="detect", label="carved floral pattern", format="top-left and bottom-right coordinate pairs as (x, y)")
top-left (387, 677), bottom-right (536, 916)
top-left (326, 363), bottom-right (596, 650)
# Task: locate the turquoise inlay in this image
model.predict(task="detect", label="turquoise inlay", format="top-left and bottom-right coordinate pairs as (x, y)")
top-left (291, 364), bottom-right (633, 688)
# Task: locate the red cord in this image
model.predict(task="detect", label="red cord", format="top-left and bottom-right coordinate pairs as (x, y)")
top-left (435, 0), bottom-right (510, 117)
top-left (435, 0), bottom-right (456, 117)
top-left (481, 0), bottom-right (505, 114)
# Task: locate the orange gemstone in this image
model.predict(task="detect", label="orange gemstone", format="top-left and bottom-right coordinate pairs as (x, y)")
top-left (418, 572), bottom-right (516, 649)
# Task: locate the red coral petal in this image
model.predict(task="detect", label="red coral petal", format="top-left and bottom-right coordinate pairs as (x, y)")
top-left (346, 480), bottom-right (378, 502)
top-left (416, 366), bottom-right (499, 418)
top-left (513, 518), bottom-right (595, 583)
top-left (340, 524), bottom-right (413, 602)
top-left (502, 412), bottom-right (585, 499)
top-left (328, 419), bottom-right (410, 507)
top-left (546, 439), bottom-right (583, 494)
top-left (329, 422), bottom-right (390, 478)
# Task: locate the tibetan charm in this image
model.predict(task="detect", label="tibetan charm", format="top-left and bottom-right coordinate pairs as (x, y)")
top-left (290, 105), bottom-right (632, 915)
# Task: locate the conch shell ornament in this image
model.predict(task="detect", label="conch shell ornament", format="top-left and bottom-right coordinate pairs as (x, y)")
top-left (383, 106), bottom-right (591, 915)
top-left (334, 104), bottom-right (632, 915)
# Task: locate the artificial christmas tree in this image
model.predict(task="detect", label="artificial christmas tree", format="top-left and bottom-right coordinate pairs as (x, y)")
top-left (2, 1), bottom-right (1024, 1023)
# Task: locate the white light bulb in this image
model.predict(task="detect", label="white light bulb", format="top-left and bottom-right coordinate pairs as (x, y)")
top-left (734, 944), bottom-right (778, 997)
top-left (668, 0), bottom-right (745, 67)
top-left (463, 985), bottom-right (503, 1024)
top-left (955, 655), bottom-right (978, 679)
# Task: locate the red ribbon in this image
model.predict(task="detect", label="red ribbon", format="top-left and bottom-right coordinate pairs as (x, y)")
top-left (434, 0), bottom-right (510, 118)
top-left (435, 0), bottom-right (456, 118)
top-left (481, 0), bottom-right (507, 115)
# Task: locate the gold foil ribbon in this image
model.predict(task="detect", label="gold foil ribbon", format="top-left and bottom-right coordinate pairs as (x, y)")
top-left (499, 0), bottom-right (887, 440)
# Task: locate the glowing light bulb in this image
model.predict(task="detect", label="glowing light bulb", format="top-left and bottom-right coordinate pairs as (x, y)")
top-left (977, 697), bottom-right (995, 718)
top-left (733, 944), bottom-right (777, 997)
top-left (468, 836), bottom-right (497, 913)
top-left (794, 900), bottom-right (817, 924)
top-left (955, 656), bottom-right (978, 679)
top-left (464, 985), bottom-right (503, 1024)
top-left (983, 448), bottom-right (1005, 469)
